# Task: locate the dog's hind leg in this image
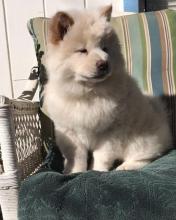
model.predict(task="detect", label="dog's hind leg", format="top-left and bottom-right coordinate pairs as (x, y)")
top-left (116, 160), bottom-right (149, 171)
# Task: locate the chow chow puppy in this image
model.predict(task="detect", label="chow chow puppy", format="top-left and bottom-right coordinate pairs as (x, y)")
top-left (44, 5), bottom-right (171, 174)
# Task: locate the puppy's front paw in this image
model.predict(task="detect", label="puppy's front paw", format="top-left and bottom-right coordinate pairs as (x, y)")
top-left (64, 167), bottom-right (87, 174)
top-left (63, 161), bottom-right (87, 174)
top-left (116, 163), bottom-right (129, 171)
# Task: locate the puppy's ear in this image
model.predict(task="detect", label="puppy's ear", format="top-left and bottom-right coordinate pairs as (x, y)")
top-left (49, 12), bottom-right (74, 44)
top-left (100, 5), bottom-right (112, 21)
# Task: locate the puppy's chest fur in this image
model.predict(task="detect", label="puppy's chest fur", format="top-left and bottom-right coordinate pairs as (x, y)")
top-left (46, 93), bottom-right (120, 146)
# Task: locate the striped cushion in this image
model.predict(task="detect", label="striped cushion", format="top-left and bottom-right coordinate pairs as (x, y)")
top-left (28, 10), bottom-right (176, 145)
top-left (111, 10), bottom-right (176, 96)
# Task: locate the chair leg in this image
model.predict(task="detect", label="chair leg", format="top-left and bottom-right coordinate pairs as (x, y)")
top-left (0, 188), bottom-right (18, 220)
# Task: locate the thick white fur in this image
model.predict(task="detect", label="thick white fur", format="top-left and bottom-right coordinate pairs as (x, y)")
top-left (44, 6), bottom-right (172, 173)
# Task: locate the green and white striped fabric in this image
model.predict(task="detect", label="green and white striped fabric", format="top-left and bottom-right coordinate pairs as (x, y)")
top-left (28, 10), bottom-right (176, 146)
top-left (111, 10), bottom-right (176, 96)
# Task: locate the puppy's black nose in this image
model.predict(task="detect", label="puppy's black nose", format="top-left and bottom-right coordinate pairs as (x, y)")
top-left (96, 60), bottom-right (108, 71)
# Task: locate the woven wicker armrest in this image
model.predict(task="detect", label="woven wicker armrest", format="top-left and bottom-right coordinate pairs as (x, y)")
top-left (0, 95), bottom-right (44, 180)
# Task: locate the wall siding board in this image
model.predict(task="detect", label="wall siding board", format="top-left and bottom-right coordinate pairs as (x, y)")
top-left (44, 0), bottom-right (85, 17)
top-left (13, 80), bottom-right (27, 98)
top-left (4, 0), bottom-right (44, 83)
top-left (0, 0), bottom-right (13, 98)
top-left (85, 0), bottom-right (126, 17)
top-left (85, 0), bottom-right (112, 9)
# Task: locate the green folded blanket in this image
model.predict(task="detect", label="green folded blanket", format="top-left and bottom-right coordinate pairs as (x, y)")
top-left (19, 149), bottom-right (176, 220)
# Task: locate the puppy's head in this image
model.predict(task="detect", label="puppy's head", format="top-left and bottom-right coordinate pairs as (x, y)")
top-left (47, 5), bottom-right (121, 87)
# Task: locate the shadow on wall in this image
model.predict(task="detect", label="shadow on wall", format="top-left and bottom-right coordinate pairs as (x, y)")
top-left (146, 0), bottom-right (168, 11)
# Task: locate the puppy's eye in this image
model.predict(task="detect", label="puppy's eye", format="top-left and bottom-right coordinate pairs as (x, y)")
top-left (75, 48), bottom-right (88, 54)
top-left (103, 47), bottom-right (108, 53)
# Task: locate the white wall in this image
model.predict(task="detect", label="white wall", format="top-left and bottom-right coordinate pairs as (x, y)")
top-left (0, 0), bottom-right (174, 99)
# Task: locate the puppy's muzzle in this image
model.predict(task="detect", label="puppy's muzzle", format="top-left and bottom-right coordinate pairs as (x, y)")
top-left (94, 60), bottom-right (109, 79)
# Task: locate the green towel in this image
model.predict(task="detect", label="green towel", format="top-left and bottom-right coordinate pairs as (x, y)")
top-left (19, 149), bottom-right (176, 220)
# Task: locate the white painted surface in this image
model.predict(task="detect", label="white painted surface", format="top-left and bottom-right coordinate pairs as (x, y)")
top-left (85, 0), bottom-right (112, 9)
top-left (112, 0), bottom-right (124, 16)
top-left (4, 0), bottom-right (44, 81)
top-left (13, 80), bottom-right (28, 98)
top-left (0, 0), bottom-right (13, 98)
top-left (13, 79), bottom-right (39, 101)
top-left (44, 0), bottom-right (85, 17)
top-left (0, 0), bottom-right (173, 99)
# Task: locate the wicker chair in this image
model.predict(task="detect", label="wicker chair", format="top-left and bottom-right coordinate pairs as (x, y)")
top-left (0, 69), bottom-right (45, 220)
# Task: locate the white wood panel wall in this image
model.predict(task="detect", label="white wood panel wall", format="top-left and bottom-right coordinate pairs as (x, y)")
top-left (0, 0), bottom-right (174, 99)
top-left (44, 0), bottom-right (85, 17)
top-left (0, 0), bottom-right (13, 98)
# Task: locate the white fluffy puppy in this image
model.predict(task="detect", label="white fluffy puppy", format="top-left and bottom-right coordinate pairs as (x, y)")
top-left (44, 5), bottom-right (171, 174)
